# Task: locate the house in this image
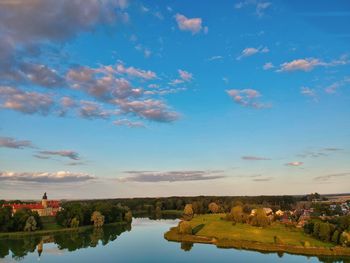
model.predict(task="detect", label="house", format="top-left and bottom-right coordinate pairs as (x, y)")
top-left (275, 210), bottom-right (284, 216)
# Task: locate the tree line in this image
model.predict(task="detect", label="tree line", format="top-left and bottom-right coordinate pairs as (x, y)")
top-left (0, 206), bottom-right (42, 232)
top-left (304, 216), bottom-right (350, 247)
top-left (56, 201), bottom-right (132, 228)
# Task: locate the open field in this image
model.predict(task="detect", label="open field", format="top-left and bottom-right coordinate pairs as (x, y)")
top-left (164, 214), bottom-right (350, 257)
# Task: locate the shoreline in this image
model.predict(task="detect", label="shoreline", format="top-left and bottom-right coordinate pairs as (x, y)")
top-left (0, 221), bottom-right (128, 239)
top-left (164, 227), bottom-right (350, 257)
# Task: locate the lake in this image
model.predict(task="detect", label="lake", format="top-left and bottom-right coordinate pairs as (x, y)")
top-left (0, 218), bottom-right (348, 262)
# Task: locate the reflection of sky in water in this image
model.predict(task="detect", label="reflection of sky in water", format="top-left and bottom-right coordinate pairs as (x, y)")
top-left (1, 218), bottom-right (338, 263)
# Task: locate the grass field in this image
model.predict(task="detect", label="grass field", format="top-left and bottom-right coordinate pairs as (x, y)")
top-left (188, 214), bottom-right (332, 247)
top-left (164, 214), bottom-right (350, 257)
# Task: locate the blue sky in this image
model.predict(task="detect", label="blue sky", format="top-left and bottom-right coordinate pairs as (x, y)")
top-left (0, 0), bottom-right (349, 199)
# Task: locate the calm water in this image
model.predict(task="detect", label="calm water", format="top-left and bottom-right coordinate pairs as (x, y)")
top-left (0, 218), bottom-right (348, 263)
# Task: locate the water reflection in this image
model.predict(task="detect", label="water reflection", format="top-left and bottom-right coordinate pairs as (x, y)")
top-left (0, 223), bottom-right (129, 260)
top-left (0, 218), bottom-right (349, 263)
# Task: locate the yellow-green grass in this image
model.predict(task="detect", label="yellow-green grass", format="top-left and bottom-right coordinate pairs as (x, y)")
top-left (189, 214), bottom-right (331, 247)
top-left (164, 214), bottom-right (350, 257)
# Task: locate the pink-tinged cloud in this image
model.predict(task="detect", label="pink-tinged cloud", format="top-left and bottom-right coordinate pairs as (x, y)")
top-left (263, 62), bottom-right (274, 70)
top-left (0, 86), bottom-right (54, 115)
top-left (226, 89), bottom-right (271, 109)
top-left (116, 99), bottom-right (179, 122)
top-left (116, 64), bottom-right (157, 80)
top-left (169, 69), bottom-right (193, 85)
top-left (175, 13), bottom-right (203, 34)
top-left (279, 58), bottom-right (322, 72)
top-left (285, 161), bottom-right (304, 167)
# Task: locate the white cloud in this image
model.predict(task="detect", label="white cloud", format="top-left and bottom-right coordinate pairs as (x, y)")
top-left (237, 46), bottom-right (269, 60)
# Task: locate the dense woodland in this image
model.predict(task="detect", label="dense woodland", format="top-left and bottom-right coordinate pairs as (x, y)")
top-left (78, 195), bottom-right (299, 215)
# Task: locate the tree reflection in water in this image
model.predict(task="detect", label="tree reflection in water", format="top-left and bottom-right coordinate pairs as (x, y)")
top-left (0, 223), bottom-right (130, 260)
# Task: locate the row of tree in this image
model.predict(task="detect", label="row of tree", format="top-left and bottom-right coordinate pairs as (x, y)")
top-left (90, 195), bottom-right (298, 215)
top-left (304, 216), bottom-right (350, 247)
top-left (0, 206), bottom-right (42, 232)
top-left (56, 201), bottom-right (132, 228)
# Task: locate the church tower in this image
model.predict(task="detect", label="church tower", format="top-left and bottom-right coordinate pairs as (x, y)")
top-left (42, 192), bottom-right (48, 208)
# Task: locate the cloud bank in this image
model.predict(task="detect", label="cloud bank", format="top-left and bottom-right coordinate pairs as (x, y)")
top-left (118, 170), bottom-right (226, 182)
top-left (0, 171), bottom-right (94, 183)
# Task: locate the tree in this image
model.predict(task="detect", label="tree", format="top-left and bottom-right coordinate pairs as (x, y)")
top-left (332, 230), bottom-right (340, 244)
top-left (24, 216), bottom-right (37, 232)
top-left (0, 207), bottom-right (12, 232)
top-left (178, 221), bottom-right (192, 235)
top-left (319, 222), bottom-right (331, 242)
top-left (230, 205), bottom-right (244, 223)
top-left (313, 222), bottom-right (321, 238)
top-left (208, 202), bottom-right (220, 213)
top-left (251, 208), bottom-right (270, 227)
top-left (91, 211), bottom-right (104, 227)
top-left (183, 204), bottom-right (194, 221)
top-left (70, 217), bottom-right (80, 228)
top-left (124, 211), bottom-right (132, 223)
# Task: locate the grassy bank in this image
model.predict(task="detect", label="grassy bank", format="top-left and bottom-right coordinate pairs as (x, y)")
top-left (164, 214), bottom-right (350, 257)
top-left (0, 221), bottom-right (128, 239)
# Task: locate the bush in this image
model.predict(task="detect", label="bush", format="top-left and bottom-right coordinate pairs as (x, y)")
top-left (301, 241), bottom-right (310, 247)
top-left (192, 224), bottom-right (205, 235)
top-left (331, 230), bottom-right (340, 244)
top-left (274, 235), bottom-right (283, 245)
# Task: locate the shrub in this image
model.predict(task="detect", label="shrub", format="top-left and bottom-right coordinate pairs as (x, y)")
top-left (331, 230), bottom-right (340, 244)
top-left (301, 241), bottom-right (310, 247)
top-left (273, 235), bottom-right (283, 245)
top-left (192, 224), bottom-right (205, 235)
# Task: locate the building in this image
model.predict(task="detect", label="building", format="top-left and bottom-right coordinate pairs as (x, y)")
top-left (3, 192), bottom-right (61, 216)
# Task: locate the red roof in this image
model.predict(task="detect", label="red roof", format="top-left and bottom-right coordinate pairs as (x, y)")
top-left (3, 200), bottom-right (60, 210)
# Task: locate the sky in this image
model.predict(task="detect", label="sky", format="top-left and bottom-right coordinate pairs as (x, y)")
top-left (0, 0), bottom-right (350, 200)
